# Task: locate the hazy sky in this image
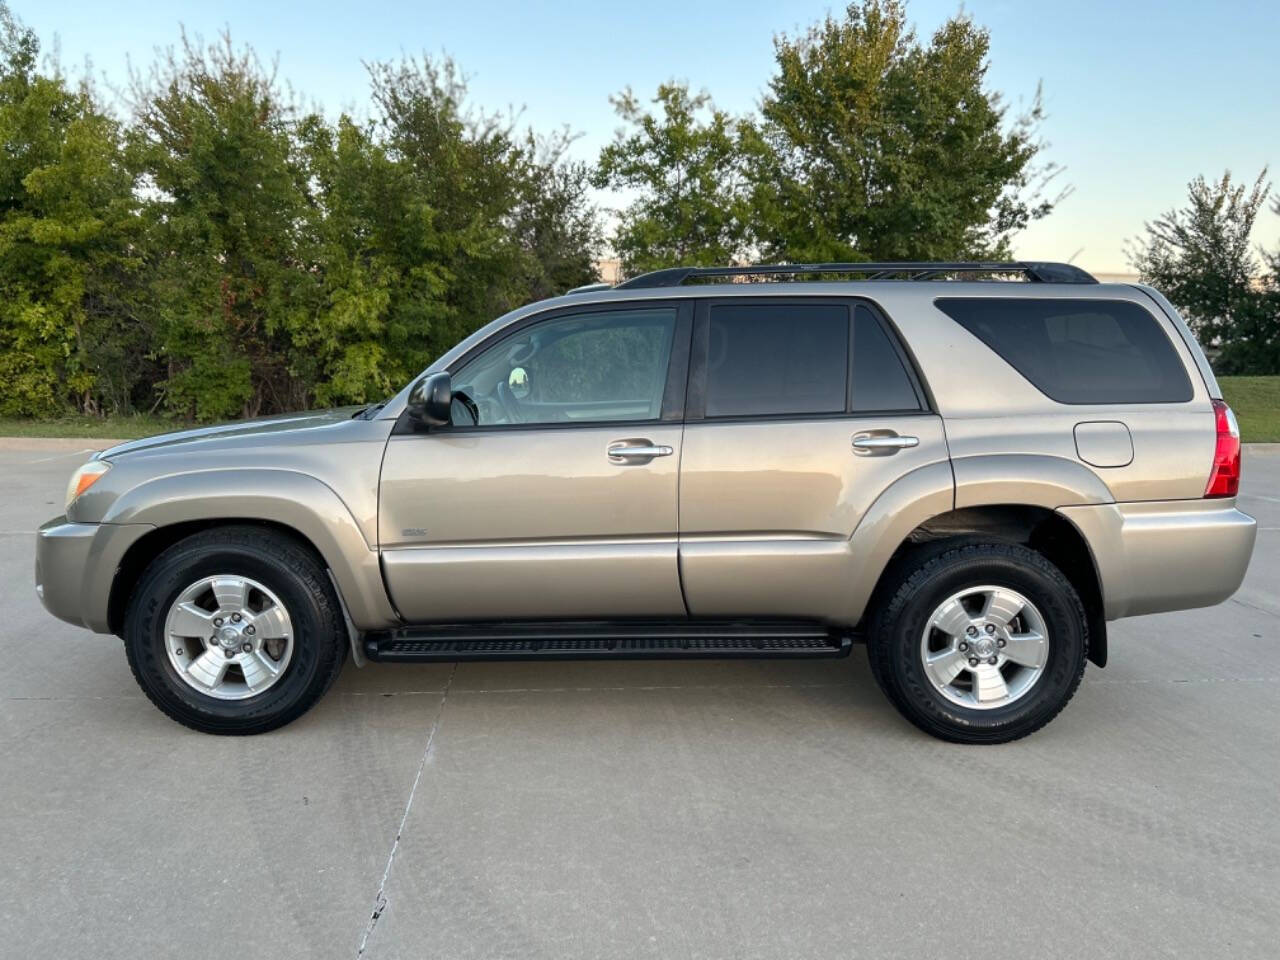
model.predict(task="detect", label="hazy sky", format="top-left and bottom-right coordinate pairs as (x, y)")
top-left (19, 0), bottom-right (1280, 272)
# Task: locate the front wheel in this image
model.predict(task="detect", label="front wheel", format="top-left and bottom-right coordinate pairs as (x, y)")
top-left (868, 542), bottom-right (1088, 743)
top-left (123, 526), bottom-right (348, 735)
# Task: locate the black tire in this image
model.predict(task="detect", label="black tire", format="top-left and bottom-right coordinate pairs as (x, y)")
top-left (867, 542), bottom-right (1088, 744)
top-left (123, 525), bottom-right (348, 735)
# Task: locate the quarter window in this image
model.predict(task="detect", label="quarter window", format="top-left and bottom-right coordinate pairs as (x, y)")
top-left (852, 305), bottom-right (922, 412)
top-left (935, 298), bottom-right (1193, 404)
top-left (451, 308), bottom-right (677, 426)
top-left (705, 303), bottom-right (849, 417)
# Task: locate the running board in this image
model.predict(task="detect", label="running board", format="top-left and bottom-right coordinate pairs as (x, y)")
top-left (363, 620), bottom-right (852, 663)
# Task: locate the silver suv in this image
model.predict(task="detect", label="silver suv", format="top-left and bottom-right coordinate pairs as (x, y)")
top-left (35, 261), bottom-right (1257, 742)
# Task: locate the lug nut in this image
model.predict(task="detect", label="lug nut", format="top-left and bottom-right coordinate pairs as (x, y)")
top-left (213, 618), bottom-right (223, 627)
top-left (985, 624), bottom-right (996, 634)
top-left (231, 613), bottom-right (242, 623)
top-left (958, 641), bottom-right (968, 652)
top-left (224, 647), bottom-right (235, 659)
top-left (968, 657), bottom-right (979, 667)
top-left (997, 638), bottom-right (1006, 648)
top-left (245, 625), bottom-right (256, 635)
top-left (988, 656), bottom-right (998, 665)
top-left (241, 642), bottom-right (253, 653)
top-left (966, 626), bottom-right (978, 638)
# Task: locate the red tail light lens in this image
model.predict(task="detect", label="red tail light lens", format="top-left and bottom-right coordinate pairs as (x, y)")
top-left (1205, 399), bottom-right (1241, 498)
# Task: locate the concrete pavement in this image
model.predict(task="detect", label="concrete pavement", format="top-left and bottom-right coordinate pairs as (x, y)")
top-left (1, 446), bottom-right (1277, 959)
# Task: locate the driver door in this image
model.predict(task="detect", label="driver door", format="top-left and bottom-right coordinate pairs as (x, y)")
top-left (379, 302), bottom-right (693, 622)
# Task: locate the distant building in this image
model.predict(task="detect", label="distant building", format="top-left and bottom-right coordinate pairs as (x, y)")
top-left (596, 259), bottom-right (622, 284)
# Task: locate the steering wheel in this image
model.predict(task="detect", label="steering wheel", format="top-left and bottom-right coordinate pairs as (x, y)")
top-left (495, 377), bottom-right (523, 424)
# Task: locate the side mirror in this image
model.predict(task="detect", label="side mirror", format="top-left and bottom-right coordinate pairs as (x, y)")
top-left (406, 372), bottom-right (452, 427)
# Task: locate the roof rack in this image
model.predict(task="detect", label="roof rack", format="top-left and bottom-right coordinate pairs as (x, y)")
top-left (566, 281), bottom-right (614, 295)
top-left (613, 261), bottom-right (1096, 289)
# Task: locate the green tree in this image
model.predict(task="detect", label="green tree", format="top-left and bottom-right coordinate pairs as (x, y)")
top-left (129, 32), bottom-right (319, 420)
top-left (0, 4), bottom-right (143, 416)
top-left (593, 83), bottom-right (750, 277)
top-left (1129, 170), bottom-right (1278, 374)
top-left (299, 57), bottom-right (601, 407)
top-left (510, 133), bottom-right (602, 302)
top-left (750, 0), bottom-right (1060, 263)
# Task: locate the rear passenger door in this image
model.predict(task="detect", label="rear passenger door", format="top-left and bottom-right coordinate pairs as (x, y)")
top-left (677, 298), bottom-right (949, 620)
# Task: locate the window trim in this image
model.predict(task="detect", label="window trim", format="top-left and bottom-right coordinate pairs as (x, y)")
top-left (395, 300), bottom-right (694, 435)
top-left (686, 296), bottom-right (931, 423)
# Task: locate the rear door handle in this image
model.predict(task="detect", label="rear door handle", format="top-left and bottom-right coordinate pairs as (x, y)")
top-left (608, 440), bottom-right (674, 464)
top-left (852, 433), bottom-right (919, 454)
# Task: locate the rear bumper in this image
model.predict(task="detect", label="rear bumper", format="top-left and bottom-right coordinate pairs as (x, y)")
top-left (1059, 499), bottom-right (1257, 620)
top-left (35, 516), bottom-right (154, 633)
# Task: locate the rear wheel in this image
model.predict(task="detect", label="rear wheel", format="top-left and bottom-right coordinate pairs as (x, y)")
top-left (124, 526), bottom-right (347, 734)
top-left (868, 542), bottom-right (1087, 743)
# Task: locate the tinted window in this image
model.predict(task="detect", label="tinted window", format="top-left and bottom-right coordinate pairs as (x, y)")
top-left (452, 308), bottom-right (676, 426)
top-left (935, 298), bottom-right (1193, 404)
top-left (705, 303), bottom-right (848, 417)
top-left (852, 305), bottom-right (921, 412)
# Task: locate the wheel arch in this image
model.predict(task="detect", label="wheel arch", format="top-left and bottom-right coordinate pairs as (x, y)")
top-left (862, 503), bottom-right (1108, 668)
top-left (102, 469), bottom-right (399, 634)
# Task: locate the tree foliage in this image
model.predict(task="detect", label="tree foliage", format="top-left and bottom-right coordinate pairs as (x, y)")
top-left (0, 7), bottom-right (142, 416)
top-left (129, 33), bottom-right (316, 420)
top-left (593, 84), bottom-right (751, 276)
top-left (0, 5), bottom-right (600, 421)
top-left (1129, 170), bottom-right (1279, 374)
top-left (751, 0), bottom-right (1060, 262)
top-left (596, 1), bottom-right (1062, 274)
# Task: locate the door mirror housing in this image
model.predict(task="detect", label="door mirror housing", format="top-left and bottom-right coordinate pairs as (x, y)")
top-left (407, 372), bottom-right (453, 427)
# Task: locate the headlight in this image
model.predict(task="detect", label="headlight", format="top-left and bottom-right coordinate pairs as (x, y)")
top-left (65, 460), bottom-right (111, 510)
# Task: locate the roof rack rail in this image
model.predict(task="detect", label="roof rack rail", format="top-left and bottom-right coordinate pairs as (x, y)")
top-left (566, 281), bottom-right (614, 295)
top-left (613, 261), bottom-right (1096, 289)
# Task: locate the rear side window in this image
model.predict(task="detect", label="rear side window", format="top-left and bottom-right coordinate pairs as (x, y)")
top-left (705, 303), bottom-right (848, 417)
top-left (852, 305), bottom-right (922, 412)
top-left (935, 298), bottom-right (1193, 404)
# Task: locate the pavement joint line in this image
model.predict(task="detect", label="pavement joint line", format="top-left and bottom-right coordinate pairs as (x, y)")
top-left (1228, 595), bottom-right (1280, 617)
top-left (1086, 676), bottom-right (1280, 684)
top-left (1, 449), bottom-right (100, 464)
top-left (356, 661), bottom-right (458, 958)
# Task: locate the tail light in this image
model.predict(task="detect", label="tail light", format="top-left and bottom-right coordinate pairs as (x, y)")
top-left (1205, 399), bottom-right (1241, 498)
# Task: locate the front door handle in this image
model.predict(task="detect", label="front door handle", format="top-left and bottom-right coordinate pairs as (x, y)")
top-left (852, 433), bottom-right (919, 455)
top-left (608, 440), bottom-right (674, 464)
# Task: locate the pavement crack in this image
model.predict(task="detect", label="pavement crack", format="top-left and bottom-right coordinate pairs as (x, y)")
top-left (355, 662), bottom-right (457, 958)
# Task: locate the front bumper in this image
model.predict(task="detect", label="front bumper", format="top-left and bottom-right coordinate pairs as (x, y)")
top-left (36, 517), bottom-right (154, 633)
top-left (1059, 499), bottom-right (1257, 621)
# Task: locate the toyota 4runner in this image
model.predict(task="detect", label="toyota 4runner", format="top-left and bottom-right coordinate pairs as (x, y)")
top-left (35, 261), bottom-right (1258, 742)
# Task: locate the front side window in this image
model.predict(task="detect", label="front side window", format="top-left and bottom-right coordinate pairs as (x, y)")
top-left (935, 297), bottom-right (1193, 404)
top-left (451, 308), bottom-right (677, 427)
top-left (705, 303), bottom-right (849, 417)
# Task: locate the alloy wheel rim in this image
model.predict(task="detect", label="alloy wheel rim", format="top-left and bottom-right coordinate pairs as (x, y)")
top-left (919, 585), bottom-right (1049, 710)
top-left (164, 575), bottom-right (294, 701)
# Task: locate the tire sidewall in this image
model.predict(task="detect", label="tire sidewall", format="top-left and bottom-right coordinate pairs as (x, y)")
top-left (126, 542), bottom-right (334, 730)
top-left (885, 549), bottom-right (1086, 739)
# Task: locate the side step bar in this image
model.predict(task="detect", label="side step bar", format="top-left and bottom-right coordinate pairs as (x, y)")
top-left (364, 620), bottom-right (852, 663)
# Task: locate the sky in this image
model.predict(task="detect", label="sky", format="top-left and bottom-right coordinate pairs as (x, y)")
top-left (18, 0), bottom-right (1280, 273)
